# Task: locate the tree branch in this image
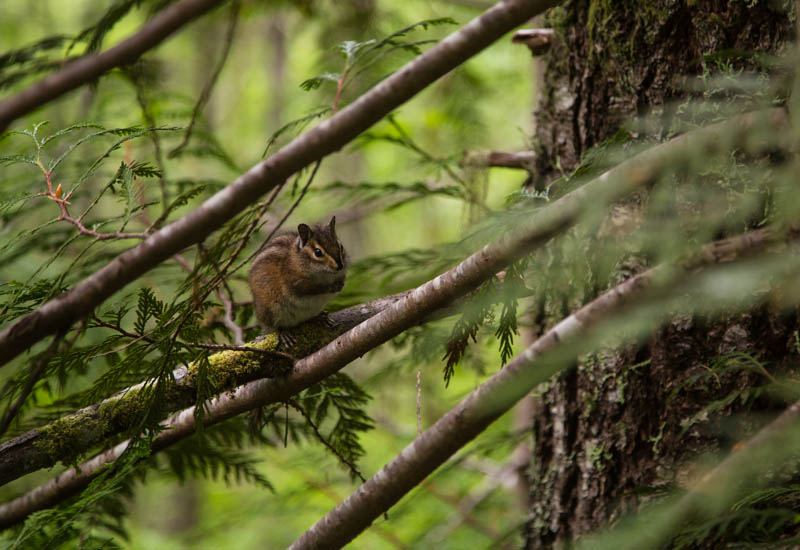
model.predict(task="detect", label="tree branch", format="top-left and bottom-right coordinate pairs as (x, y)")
top-left (0, 0), bottom-right (226, 133)
top-left (0, 102), bottom-right (786, 524)
top-left (0, 108), bottom-right (784, 521)
top-left (288, 229), bottom-right (786, 550)
top-left (0, 293), bottom-right (405, 489)
top-left (460, 150), bottom-right (535, 170)
top-left (0, 0), bottom-right (562, 369)
top-left (38, 164), bottom-right (147, 241)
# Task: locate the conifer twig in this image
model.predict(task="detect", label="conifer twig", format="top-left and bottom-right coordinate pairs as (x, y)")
top-left (287, 399), bottom-right (367, 483)
top-left (89, 317), bottom-right (295, 361)
top-left (38, 166), bottom-right (147, 241)
top-left (0, 332), bottom-right (65, 438)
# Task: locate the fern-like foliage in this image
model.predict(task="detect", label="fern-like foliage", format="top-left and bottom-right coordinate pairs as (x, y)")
top-left (442, 279), bottom-right (497, 387)
top-left (674, 506), bottom-right (800, 549)
top-left (495, 259), bottom-right (528, 366)
top-left (0, 36), bottom-right (73, 91)
top-left (296, 373), bottom-right (374, 479)
top-left (164, 436), bottom-right (273, 490)
top-left (299, 17), bottom-right (457, 94)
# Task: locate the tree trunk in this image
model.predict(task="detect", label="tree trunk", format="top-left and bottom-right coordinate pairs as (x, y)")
top-left (524, 2), bottom-right (797, 547)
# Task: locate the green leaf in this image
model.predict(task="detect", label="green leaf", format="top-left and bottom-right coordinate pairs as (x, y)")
top-left (300, 72), bottom-right (341, 91)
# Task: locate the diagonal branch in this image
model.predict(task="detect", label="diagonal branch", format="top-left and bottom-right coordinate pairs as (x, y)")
top-left (0, 108), bottom-right (784, 522)
top-left (0, 0), bottom-right (227, 132)
top-left (288, 229), bottom-right (788, 550)
top-left (0, 0), bottom-right (562, 369)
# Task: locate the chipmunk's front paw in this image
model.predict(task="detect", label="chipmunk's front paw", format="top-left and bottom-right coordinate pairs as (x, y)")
top-left (319, 311), bottom-right (338, 329)
top-left (276, 328), bottom-right (297, 348)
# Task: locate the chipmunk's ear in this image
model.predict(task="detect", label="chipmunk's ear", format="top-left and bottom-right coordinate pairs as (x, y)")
top-left (298, 223), bottom-right (312, 246)
top-left (328, 216), bottom-right (336, 233)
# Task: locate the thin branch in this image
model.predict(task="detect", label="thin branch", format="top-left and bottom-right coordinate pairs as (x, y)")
top-left (460, 150), bottom-right (535, 170)
top-left (416, 370), bottom-right (422, 437)
top-left (216, 287), bottom-right (245, 345)
top-left (425, 455), bottom-right (527, 545)
top-left (420, 480), bottom-right (501, 541)
top-left (169, 0), bottom-right (241, 158)
top-left (251, 159), bottom-right (322, 258)
top-left (126, 68), bottom-right (170, 210)
top-left (0, 332), bottom-right (65, 438)
top-left (0, 228), bottom-right (782, 529)
top-left (0, 0), bottom-right (226, 132)
top-left (0, 0), bottom-right (562, 369)
top-left (89, 317), bottom-right (294, 361)
top-left (273, 455), bottom-right (410, 550)
top-left (37, 166), bottom-right (147, 240)
top-left (195, 242), bottom-right (246, 345)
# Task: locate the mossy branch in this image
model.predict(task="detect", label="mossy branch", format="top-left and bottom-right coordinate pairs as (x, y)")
top-left (0, 293), bottom-right (407, 489)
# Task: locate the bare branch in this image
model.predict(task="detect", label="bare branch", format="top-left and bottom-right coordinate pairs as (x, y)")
top-left (168, 0), bottom-right (241, 158)
top-left (512, 28), bottom-right (554, 55)
top-left (460, 150), bottom-right (535, 170)
top-left (0, 0), bottom-right (226, 132)
top-left (0, 0), bottom-right (562, 368)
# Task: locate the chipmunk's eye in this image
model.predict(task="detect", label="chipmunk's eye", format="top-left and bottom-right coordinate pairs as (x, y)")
top-left (314, 248), bottom-right (323, 258)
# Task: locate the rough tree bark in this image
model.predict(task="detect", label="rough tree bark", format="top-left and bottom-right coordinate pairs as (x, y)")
top-left (524, 2), bottom-right (798, 547)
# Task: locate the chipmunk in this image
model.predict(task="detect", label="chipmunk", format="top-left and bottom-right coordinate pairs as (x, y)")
top-left (248, 216), bottom-right (347, 346)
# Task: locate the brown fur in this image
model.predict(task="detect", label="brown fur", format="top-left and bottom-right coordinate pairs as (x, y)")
top-left (248, 217), bottom-right (347, 329)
